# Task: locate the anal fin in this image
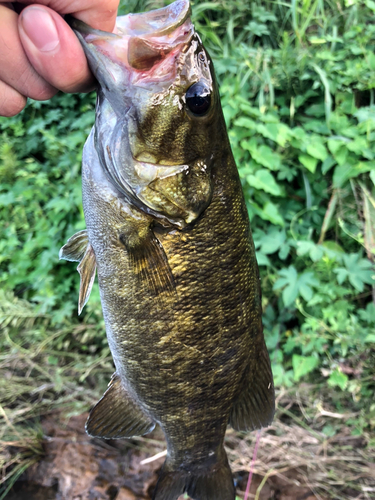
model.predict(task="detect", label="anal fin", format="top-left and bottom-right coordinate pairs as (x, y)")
top-left (86, 373), bottom-right (155, 439)
top-left (229, 343), bottom-right (275, 431)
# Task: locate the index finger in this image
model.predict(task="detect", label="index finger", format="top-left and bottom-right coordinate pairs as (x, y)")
top-left (4, 0), bottom-right (119, 31)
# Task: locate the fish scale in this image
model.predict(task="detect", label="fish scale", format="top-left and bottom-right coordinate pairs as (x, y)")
top-left (60, 2), bottom-right (275, 499)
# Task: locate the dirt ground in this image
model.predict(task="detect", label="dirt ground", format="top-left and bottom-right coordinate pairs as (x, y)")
top-left (5, 413), bottom-right (326, 500)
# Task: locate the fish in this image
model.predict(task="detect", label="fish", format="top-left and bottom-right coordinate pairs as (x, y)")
top-left (60, 1), bottom-right (275, 499)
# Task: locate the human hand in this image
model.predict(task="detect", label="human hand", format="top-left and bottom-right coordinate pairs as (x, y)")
top-left (0, 0), bottom-right (119, 117)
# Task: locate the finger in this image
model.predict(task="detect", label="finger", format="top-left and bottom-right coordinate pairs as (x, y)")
top-left (19, 5), bottom-right (95, 93)
top-left (0, 79), bottom-right (27, 117)
top-left (3, 0), bottom-right (119, 31)
top-left (0, 4), bottom-right (57, 100)
top-left (62, 0), bottom-right (120, 31)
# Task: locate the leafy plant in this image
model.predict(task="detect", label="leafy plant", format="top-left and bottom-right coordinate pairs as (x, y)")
top-left (0, 0), bottom-right (374, 422)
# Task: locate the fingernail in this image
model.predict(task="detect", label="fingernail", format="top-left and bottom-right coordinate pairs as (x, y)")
top-left (21, 7), bottom-right (59, 52)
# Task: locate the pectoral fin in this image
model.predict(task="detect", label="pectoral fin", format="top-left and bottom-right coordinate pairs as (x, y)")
top-left (59, 230), bottom-right (89, 262)
top-left (59, 231), bottom-right (97, 315)
top-left (120, 228), bottom-right (176, 296)
top-left (229, 343), bottom-right (275, 431)
top-left (86, 373), bottom-right (155, 439)
top-left (77, 245), bottom-right (97, 315)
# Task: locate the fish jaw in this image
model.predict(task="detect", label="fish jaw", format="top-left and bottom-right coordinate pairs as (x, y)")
top-left (115, 0), bottom-right (191, 37)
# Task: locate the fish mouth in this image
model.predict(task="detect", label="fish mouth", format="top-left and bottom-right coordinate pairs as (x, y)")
top-left (67, 1), bottom-right (206, 229)
top-left (66, 0), bottom-right (193, 89)
top-left (68, 0), bottom-right (190, 38)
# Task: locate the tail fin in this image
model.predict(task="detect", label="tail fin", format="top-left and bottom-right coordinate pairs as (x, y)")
top-left (153, 449), bottom-right (235, 500)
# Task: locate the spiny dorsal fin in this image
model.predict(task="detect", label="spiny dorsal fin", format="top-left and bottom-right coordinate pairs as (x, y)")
top-left (59, 231), bottom-right (96, 315)
top-left (59, 230), bottom-right (89, 262)
top-left (120, 229), bottom-right (176, 296)
top-left (229, 343), bottom-right (275, 431)
top-left (77, 244), bottom-right (96, 315)
top-left (86, 373), bottom-right (155, 439)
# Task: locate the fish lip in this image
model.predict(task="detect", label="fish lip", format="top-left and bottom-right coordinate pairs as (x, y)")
top-left (116, 0), bottom-right (191, 37)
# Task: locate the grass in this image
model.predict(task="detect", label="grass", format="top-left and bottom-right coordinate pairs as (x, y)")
top-left (1, 0), bottom-right (375, 498)
top-left (1, 298), bottom-right (373, 499)
top-left (0, 291), bottom-right (112, 499)
top-left (226, 386), bottom-right (375, 499)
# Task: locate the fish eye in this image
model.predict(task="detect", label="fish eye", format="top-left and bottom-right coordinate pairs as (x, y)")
top-left (185, 82), bottom-right (211, 116)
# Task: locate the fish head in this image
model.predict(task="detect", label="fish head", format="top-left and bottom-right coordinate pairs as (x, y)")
top-left (69, 0), bottom-right (227, 228)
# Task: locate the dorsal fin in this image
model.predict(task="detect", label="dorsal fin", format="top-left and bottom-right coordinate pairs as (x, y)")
top-left (86, 373), bottom-right (155, 439)
top-left (229, 343), bottom-right (275, 431)
top-left (59, 231), bottom-right (97, 315)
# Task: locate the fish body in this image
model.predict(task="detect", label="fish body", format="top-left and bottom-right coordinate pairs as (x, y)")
top-left (61, 2), bottom-right (274, 499)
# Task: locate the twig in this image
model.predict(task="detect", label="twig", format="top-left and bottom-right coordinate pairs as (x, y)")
top-left (140, 449), bottom-right (167, 465)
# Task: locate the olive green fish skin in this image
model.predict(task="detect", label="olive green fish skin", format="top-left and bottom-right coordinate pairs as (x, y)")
top-left (66, 2), bottom-right (274, 497)
top-left (83, 119), bottom-right (267, 463)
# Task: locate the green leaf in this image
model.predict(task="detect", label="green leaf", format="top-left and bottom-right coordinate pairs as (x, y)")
top-left (246, 169), bottom-right (282, 196)
top-left (322, 156), bottom-right (336, 174)
top-left (334, 254), bottom-right (374, 291)
top-left (365, 334), bottom-right (375, 343)
top-left (0, 192), bottom-right (15, 206)
top-left (255, 252), bottom-right (271, 266)
top-left (273, 266), bottom-right (298, 306)
top-left (242, 139), bottom-right (281, 170)
top-left (292, 354), bottom-right (319, 381)
top-left (298, 272), bottom-right (319, 301)
top-left (299, 154), bottom-right (318, 173)
top-left (234, 117), bottom-right (256, 130)
top-left (346, 136), bottom-right (368, 154)
top-left (282, 282), bottom-right (299, 307)
top-left (306, 140), bottom-right (328, 161)
top-left (335, 267), bottom-right (349, 285)
top-left (328, 370), bottom-right (348, 390)
top-left (332, 164), bottom-right (351, 188)
top-left (273, 266), bottom-right (298, 290)
top-left (256, 122), bottom-right (291, 147)
top-left (327, 140), bottom-right (348, 165)
top-left (278, 242), bottom-right (290, 260)
top-left (259, 229), bottom-right (286, 254)
top-left (321, 241), bottom-right (344, 253)
top-left (261, 202), bottom-right (285, 226)
top-left (273, 266), bottom-right (319, 306)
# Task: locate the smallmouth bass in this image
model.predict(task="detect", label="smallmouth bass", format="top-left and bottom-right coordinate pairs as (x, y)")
top-left (61, 1), bottom-right (275, 499)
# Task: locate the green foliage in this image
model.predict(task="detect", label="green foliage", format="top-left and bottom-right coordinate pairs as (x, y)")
top-left (0, 0), bottom-right (374, 425)
top-left (204, 0), bottom-right (375, 412)
top-left (0, 95), bottom-right (93, 318)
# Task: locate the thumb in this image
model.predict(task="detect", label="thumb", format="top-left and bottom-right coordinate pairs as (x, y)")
top-left (19, 5), bottom-right (94, 93)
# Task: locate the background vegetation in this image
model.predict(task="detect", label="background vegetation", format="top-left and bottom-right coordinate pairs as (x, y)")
top-left (0, 0), bottom-right (374, 498)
